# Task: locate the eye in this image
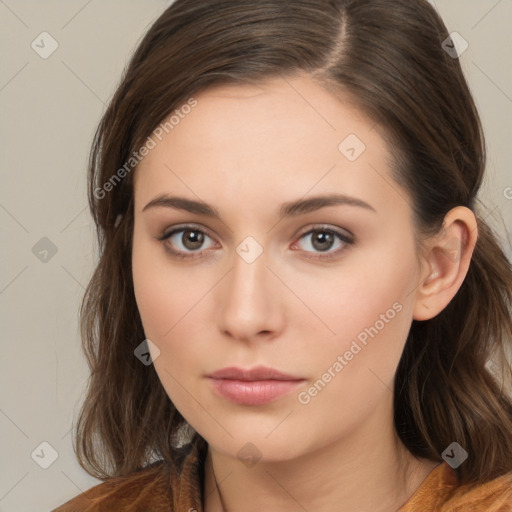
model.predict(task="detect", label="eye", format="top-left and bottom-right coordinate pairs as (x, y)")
top-left (157, 225), bottom-right (217, 259)
top-left (292, 226), bottom-right (353, 259)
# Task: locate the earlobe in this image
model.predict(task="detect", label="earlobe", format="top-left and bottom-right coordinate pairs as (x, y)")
top-left (413, 206), bottom-right (478, 321)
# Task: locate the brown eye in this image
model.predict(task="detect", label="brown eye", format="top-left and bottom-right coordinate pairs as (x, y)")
top-left (158, 225), bottom-right (216, 258)
top-left (310, 231), bottom-right (335, 251)
top-left (181, 229), bottom-right (205, 250)
top-left (293, 227), bottom-right (353, 259)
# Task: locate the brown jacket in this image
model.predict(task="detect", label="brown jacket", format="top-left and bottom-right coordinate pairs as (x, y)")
top-left (53, 437), bottom-right (512, 511)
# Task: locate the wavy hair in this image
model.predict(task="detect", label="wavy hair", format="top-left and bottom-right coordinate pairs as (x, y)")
top-left (74, 0), bottom-right (512, 484)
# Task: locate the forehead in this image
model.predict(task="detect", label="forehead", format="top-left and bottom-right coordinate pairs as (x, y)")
top-left (133, 75), bottom-right (406, 217)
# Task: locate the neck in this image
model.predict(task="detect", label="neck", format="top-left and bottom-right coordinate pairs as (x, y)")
top-left (202, 399), bottom-right (438, 512)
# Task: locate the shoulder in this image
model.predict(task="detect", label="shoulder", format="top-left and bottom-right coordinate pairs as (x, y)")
top-left (52, 440), bottom-right (205, 512)
top-left (52, 460), bottom-right (173, 512)
top-left (399, 462), bottom-right (512, 512)
top-left (443, 469), bottom-right (512, 512)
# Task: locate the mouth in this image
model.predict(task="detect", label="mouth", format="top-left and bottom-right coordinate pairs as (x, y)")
top-left (206, 366), bottom-right (306, 405)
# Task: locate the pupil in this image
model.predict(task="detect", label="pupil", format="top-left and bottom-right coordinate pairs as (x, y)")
top-left (313, 231), bottom-right (333, 251)
top-left (183, 230), bottom-right (204, 250)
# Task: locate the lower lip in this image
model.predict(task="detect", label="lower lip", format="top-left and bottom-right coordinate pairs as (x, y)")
top-left (208, 378), bottom-right (305, 405)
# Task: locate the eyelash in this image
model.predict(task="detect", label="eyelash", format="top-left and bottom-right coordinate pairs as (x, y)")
top-left (156, 224), bottom-right (354, 261)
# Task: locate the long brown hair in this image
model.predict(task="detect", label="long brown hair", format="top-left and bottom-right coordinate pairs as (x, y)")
top-left (75, 0), bottom-right (512, 484)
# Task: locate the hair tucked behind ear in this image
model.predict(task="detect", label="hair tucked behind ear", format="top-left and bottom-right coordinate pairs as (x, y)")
top-left (394, 214), bottom-right (512, 483)
top-left (74, 0), bottom-right (512, 483)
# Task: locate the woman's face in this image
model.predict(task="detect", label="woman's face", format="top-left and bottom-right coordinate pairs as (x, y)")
top-left (132, 74), bottom-right (427, 461)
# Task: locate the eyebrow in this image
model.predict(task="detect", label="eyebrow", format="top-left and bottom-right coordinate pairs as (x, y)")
top-left (142, 193), bottom-right (377, 218)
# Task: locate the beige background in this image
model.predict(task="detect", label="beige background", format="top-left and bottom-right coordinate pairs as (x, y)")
top-left (0, 1), bottom-right (511, 510)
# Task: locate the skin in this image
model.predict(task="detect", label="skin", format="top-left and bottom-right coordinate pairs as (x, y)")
top-left (131, 74), bottom-right (478, 512)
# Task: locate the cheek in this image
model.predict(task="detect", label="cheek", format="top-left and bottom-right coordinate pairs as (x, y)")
top-left (132, 233), bottom-right (202, 340)
top-left (294, 270), bottom-right (415, 435)
top-left (131, 234), bottom-right (214, 380)
top-left (294, 245), bottom-right (416, 339)
top-left (131, 239), bottom-right (204, 411)
top-left (298, 241), bottom-right (418, 382)
top-left (132, 242), bottom-right (175, 339)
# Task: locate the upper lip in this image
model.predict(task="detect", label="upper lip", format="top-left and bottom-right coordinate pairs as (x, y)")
top-left (207, 365), bottom-right (304, 381)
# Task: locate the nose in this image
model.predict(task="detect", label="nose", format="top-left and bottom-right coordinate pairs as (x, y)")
top-left (217, 246), bottom-right (285, 343)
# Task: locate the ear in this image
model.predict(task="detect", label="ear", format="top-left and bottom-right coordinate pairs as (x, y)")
top-left (413, 206), bottom-right (478, 321)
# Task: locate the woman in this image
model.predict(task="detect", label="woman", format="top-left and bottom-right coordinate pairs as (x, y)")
top-left (54, 0), bottom-right (512, 510)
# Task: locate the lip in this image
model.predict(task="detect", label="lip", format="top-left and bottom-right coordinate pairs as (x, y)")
top-left (207, 365), bottom-right (303, 381)
top-left (206, 366), bottom-right (305, 406)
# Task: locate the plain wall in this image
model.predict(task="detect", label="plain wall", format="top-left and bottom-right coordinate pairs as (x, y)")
top-left (1, 1), bottom-right (511, 510)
